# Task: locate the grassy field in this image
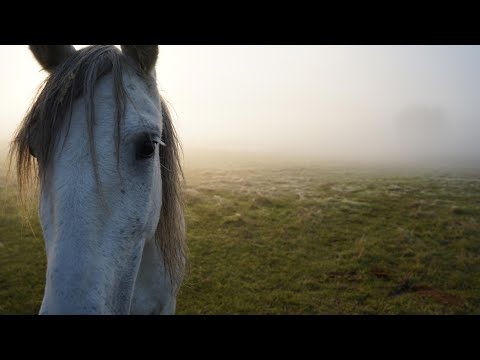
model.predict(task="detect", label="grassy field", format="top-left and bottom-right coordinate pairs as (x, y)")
top-left (1, 149), bottom-right (480, 314)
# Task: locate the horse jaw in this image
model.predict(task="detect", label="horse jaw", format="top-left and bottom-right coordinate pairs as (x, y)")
top-left (130, 238), bottom-right (177, 315)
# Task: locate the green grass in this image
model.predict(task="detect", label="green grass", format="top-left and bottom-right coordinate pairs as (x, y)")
top-left (0, 176), bottom-right (45, 314)
top-left (1, 158), bottom-right (480, 314)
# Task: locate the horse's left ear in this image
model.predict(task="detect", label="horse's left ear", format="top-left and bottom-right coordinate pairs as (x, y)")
top-left (29, 45), bottom-right (76, 72)
top-left (121, 45), bottom-right (158, 73)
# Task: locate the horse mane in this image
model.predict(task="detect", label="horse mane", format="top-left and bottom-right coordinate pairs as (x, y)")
top-left (8, 45), bottom-right (187, 288)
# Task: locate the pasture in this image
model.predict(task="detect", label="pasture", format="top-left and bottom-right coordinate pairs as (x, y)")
top-left (1, 148), bottom-right (480, 314)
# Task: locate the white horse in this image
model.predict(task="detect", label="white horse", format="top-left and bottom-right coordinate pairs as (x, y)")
top-left (9, 45), bottom-right (187, 314)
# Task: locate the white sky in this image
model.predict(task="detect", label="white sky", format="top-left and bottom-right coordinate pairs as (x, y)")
top-left (1, 45), bottom-right (479, 162)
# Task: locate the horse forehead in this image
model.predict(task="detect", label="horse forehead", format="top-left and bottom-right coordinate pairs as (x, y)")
top-left (127, 70), bottom-right (161, 113)
top-left (94, 70), bottom-right (162, 128)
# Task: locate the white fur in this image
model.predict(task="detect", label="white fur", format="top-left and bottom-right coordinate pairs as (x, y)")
top-left (38, 65), bottom-right (176, 315)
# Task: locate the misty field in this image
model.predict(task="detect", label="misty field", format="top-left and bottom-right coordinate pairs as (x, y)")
top-left (1, 153), bottom-right (480, 314)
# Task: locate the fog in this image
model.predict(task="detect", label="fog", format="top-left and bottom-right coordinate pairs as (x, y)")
top-left (1, 45), bottom-right (479, 165)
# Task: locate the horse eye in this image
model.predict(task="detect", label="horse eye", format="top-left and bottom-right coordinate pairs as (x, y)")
top-left (136, 139), bottom-right (158, 159)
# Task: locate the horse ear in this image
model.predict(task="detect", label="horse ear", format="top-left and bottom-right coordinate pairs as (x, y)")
top-left (29, 45), bottom-right (76, 72)
top-left (121, 45), bottom-right (158, 73)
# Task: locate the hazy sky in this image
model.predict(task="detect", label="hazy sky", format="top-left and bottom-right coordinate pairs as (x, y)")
top-left (1, 45), bottom-right (479, 161)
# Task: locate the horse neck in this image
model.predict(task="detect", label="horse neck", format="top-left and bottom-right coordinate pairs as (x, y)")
top-left (130, 237), bottom-right (177, 315)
